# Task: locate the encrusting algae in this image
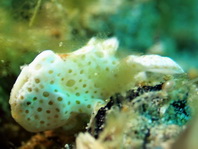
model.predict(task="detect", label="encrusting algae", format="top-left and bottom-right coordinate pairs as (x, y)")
top-left (9, 37), bottom-right (184, 134)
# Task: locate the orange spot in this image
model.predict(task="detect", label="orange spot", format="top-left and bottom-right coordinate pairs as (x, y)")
top-left (58, 54), bottom-right (69, 59)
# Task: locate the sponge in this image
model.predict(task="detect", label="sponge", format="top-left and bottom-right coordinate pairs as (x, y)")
top-left (9, 37), bottom-right (184, 132)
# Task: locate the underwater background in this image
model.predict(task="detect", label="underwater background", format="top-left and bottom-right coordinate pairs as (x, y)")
top-left (0, 0), bottom-right (198, 148)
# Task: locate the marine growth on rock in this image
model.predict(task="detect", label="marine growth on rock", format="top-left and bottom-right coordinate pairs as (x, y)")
top-left (9, 37), bottom-right (184, 132)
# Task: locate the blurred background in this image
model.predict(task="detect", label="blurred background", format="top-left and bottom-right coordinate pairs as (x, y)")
top-left (0, 0), bottom-right (198, 148)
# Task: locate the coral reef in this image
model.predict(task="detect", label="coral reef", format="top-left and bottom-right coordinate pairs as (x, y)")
top-left (0, 0), bottom-right (198, 148)
top-left (84, 76), bottom-right (191, 149)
